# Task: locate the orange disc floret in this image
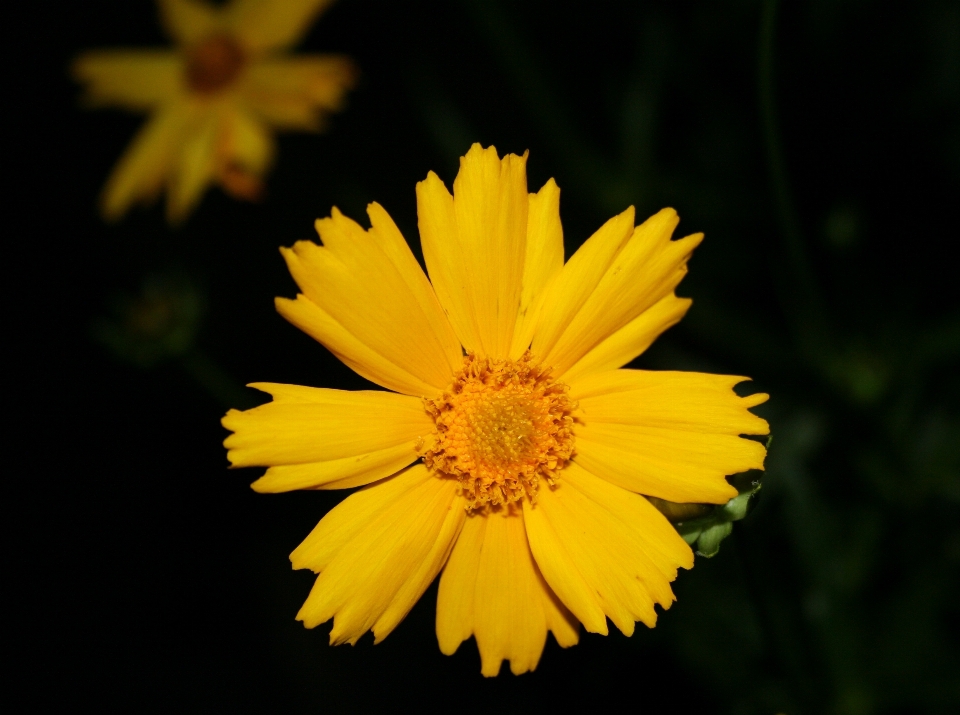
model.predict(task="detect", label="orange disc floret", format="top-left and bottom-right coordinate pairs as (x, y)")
top-left (423, 352), bottom-right (576, 510)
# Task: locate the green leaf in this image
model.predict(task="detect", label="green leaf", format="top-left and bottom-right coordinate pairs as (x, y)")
top-left (650, 442), bottom-right (769, 558)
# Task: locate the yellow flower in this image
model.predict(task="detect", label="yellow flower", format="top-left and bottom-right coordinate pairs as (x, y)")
top-left (73, 0), bottom-right (355, 223)
top-left (222, 145), bottom-right (770, 676)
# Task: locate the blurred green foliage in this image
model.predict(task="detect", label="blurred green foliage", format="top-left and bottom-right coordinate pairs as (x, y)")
top-left (28, 0), bottom-right (959, 713)
top-left (93, 272), bottom-right (204, 369)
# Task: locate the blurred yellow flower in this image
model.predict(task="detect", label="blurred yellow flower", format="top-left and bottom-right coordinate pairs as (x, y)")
top-left (222, 145), bottom-right (770, 676)
top-left (73, 0), bottom-right (356, 223)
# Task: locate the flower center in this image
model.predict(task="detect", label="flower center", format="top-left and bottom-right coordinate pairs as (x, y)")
top-left (423, 352), bottom-right (575, 511)
top-left (185, 35), bottom-right (246, 95)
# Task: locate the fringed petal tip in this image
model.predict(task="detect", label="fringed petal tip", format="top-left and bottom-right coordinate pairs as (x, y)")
top-left (740, 388), bottom-right (771, 410)
top-left (435, 509), bottom-right (580, 677)
top-left (729, 378), bottom-right (772, 439)
top-left (458, 142), bottom-right (529, 167)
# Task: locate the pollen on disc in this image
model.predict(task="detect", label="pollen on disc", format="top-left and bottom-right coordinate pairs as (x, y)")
top-left (423, 352), bottom-right (576, 510)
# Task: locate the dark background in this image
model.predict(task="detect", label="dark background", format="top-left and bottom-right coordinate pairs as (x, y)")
top-left (14, 0), bottom-right (959, 713)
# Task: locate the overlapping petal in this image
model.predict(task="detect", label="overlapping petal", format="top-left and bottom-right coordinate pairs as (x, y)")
top-left (292, 465), bottom-right (465, 644)
top-left (508, 178), bottom-right (565, 359)
top-left (560, 293), bottom-right (691, 383)
top-left (276, 297), bottom-right (438, 397)
top-left (569, 370), bottom-right (769, 503)
top-left (277, 204), bottom-right (462, 395)
top-left (418, 144), bottom-right (528, 358)
top-left (530, 207), bottom-right (634, 363)
top-left (536, 208), bottom-right (701, 378)
top-left (524, 463), bottom-right (693, 636)
top-left (222, 383), bottom-right (431, 491)
top-left (436, 510), bottom-right (578, 676)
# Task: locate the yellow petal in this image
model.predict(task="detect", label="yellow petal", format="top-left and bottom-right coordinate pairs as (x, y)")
top-left (293, 465), bottom-right (465, 645)
top-left (279, 205), bottom-right (461, 393)
top-left (241, 56), bottom-right (357, 130)
top-left (560, 293), bottom-right (691, 382)
top-left (524, 463), bottom-right (693, 636)
top-left (521, 507), bottom-right (608, 635)
top-left (251, 442), bottom-right (418, 492)
top-left (100, 103), bottom-right (188, 222)
top-left (436, 510), bottom-right (578, 677)
top-left (72, 51), bottom-right (182, 110)
top-left (222, 383), bottom-right (431, 492)
top-left (435, 510), bottom-right (482, 657)
top-left (275, 295), bottom-right (441, 397)
top-left (219, 108), bottom-right (274, 175)
top-left (367, 201), bottom-right (463, 377)
top-left (290, 464), bottom-right (426, 573)
top-left (212, 108), bottom-right (273, 201)
top-left (227, 0), bottom-right (335, 53)
top-left (157, 0), bottom-right (221, 46)
top-left (166, 109), bottom-right (219, 223)
top-left (543, 208), bottom-right (701, 377)
top-left (509, 178), bottom-right (565, 358)
top-left (416, 172), bottom-right (476, 348)
top-left (532, 207), bottom-right (635, 363)
top-left (569, 369), bottom-right (770, 503)
top-left (418, 144), bottom-right (528, 358)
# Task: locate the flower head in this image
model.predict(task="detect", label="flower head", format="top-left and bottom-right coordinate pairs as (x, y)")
top-left (222, 144), bottom-right (770, 676)
top-left (73, 0), bottom-right (356, 223)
